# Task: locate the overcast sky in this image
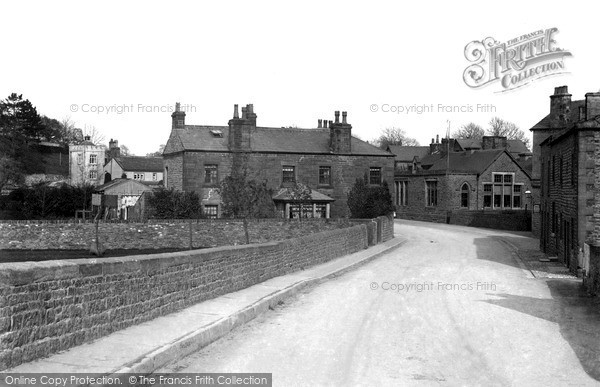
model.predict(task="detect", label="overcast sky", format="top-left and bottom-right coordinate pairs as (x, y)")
top-left (2, 0), bottom-right (598, 155)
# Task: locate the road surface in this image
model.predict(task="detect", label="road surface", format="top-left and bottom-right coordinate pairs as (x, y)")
top-left (158, 220), bottom-right (600, 386)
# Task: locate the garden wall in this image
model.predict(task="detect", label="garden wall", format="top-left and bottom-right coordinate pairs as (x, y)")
top-left (0, 223), bottom-right (370, 370)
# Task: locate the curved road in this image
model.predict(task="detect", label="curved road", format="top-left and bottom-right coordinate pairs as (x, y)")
top-left (158, 220), bottom-right (600, 386)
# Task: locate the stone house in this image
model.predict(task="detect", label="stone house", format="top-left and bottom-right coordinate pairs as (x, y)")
top-left (103, 139), bottom-right (163, 184)
top-left (392, 136), bottom-right (532, 228)
top-left (163, 103), bottom-right (394, 218)
top-left (69, 135), bottom-right (105, 186)
top-left (537, 87), bottom-right (600, 284)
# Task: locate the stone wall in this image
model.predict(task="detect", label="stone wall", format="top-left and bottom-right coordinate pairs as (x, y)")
top-left (0, 223), bottom-right (371, 370)
top-left (396, 210), bottom-right (531, 231)
top-left (448, 210), bottom-right (531, 231)
top-left (0, 219), bottom-right (354, 251)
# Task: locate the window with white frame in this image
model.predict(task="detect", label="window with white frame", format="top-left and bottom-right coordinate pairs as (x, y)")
top-left (89, 154), bottom-right (97, 165)
top-left (204, 164), bottom-right (218, 184)
top-left (369, 167), bottom-right (382, 185)
top-left (486, 173), bottom-right (522, 209)
top-left (204, 205), bottom-right (218, 219)
top-left (282, 166), bottom-right (295, 184)
top-left (152, 173), bottom-right (157, 181)
top-left (133, 173), bottom-right (144, 180)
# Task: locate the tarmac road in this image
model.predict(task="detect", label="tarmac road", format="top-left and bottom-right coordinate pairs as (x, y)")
top-left (158, 220), bottom-right (600, 386)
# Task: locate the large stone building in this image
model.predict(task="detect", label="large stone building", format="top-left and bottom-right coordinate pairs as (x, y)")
top-left (392, 136), bottom-right (532, 229)
top-left (163, 103), bottom-right (394, 218)
top-left (69, 136), bottom-right (105, 186)
top-left (530, 86), bottom-right (588, 237)
top-left (536, 86), bottom-right (600, 286)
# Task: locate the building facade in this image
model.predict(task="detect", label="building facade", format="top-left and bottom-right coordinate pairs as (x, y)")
top-left (69, 136), bottom-right (105, 186)
top-left (538, 87), bottom-right (600, 281)
top-left (163, 103), bottom-right (395, 218)
top-left (392, 136), bottom-right (532, 228)
top-left (103, 139), bottom-right (163, 184)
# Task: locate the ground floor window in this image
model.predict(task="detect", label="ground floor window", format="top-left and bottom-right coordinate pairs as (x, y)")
top-left (460, 183), bottom-right (469, 208)
top-left (485, 173), bottom-right (523, 209)
top-left (204, 205), bottom-right (218, 219)
top-left (426, 180), bottom-right (437, 207)
top-left (396, 181), bottom-right (408, 206)
top-left (288, 203), bottom-right (328, 218)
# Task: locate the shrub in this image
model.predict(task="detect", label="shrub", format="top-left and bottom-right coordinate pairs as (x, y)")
top-left (146, 188), bottom-right (203, 219)
top-left (347, 175), bottom-right (394, 218)
top-left (2, 183), bottom-right (94, 219)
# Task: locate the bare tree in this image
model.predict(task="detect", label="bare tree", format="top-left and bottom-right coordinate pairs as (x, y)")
top-left (373, 127), bottom-right (419, 149)
top-left (120, 145), bottom-right (132, 156)
top-left (453, 122), bottom-right (485, 141)
top-left (146, 144), bottom-right (165, 157)
top-left (83, 124), bottom-right (105, 146)
top-left (486, 117), bottom-right (530, 148)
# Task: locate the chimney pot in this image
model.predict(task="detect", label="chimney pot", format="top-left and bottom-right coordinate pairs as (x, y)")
top-left (241, 107), bottom-right (247, 119)
top-left (329, 120), bottom-right (333, 128)
top-left (323, 120), bottom-right (328, 128)
top-left (554, 86), bottom-right (569, 95)
top-left (318, 119), bottom-right (322, 128)
top-left (233, 104), bottom-right (239, 119)
top-left (436, 134), bottom-right (439, 143)
top-left (431, 138), bottom-right (434, 144)
top-left (175, 102), bottom-right (181, 112)
top-left (342, 111), bottom-right (347, 124)
top-left (334, 111), bottom-right (340, 124)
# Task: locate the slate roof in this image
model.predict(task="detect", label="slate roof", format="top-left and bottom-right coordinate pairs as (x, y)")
top-left (531, 100), bottom-right (585, 129)
top-left (272, 188), bottom-right (335, 202)
top-left (455, 138), bottom-right (481, 150)
top-left (165, 126), bottom-right (391, 157)
top-left (93, 178), bottom-right (152, 193)
top-left (506, 140), bottom-right (531, 155)
top-left (114, 156), bottom-right (163, 172)
top-left (386, 145), bottom-right (430, 161)
top-left (426, 150), bottom-right (505, 174)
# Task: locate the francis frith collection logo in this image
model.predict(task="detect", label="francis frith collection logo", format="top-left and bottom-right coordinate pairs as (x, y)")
top-left (463, 28), bottom-right (572, 92)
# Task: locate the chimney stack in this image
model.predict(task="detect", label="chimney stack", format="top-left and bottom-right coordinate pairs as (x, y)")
top-left (228, 103), bottom-right (255, 152)
top-left (585, 92), bottom-right (600, 120)
top-left (549, 85), bottom-right (572, 125)
top-left (329, 110), bottom-right (352, 154)
top-left (171, 101), bottom-right (186, 129)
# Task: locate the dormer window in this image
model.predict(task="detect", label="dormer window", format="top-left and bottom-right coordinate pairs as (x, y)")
top-left (210, 129), bottom-right (223, 137)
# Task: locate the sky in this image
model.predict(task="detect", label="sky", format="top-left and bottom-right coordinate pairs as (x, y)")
top-left (2, 0), bottom-right (598, 155)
